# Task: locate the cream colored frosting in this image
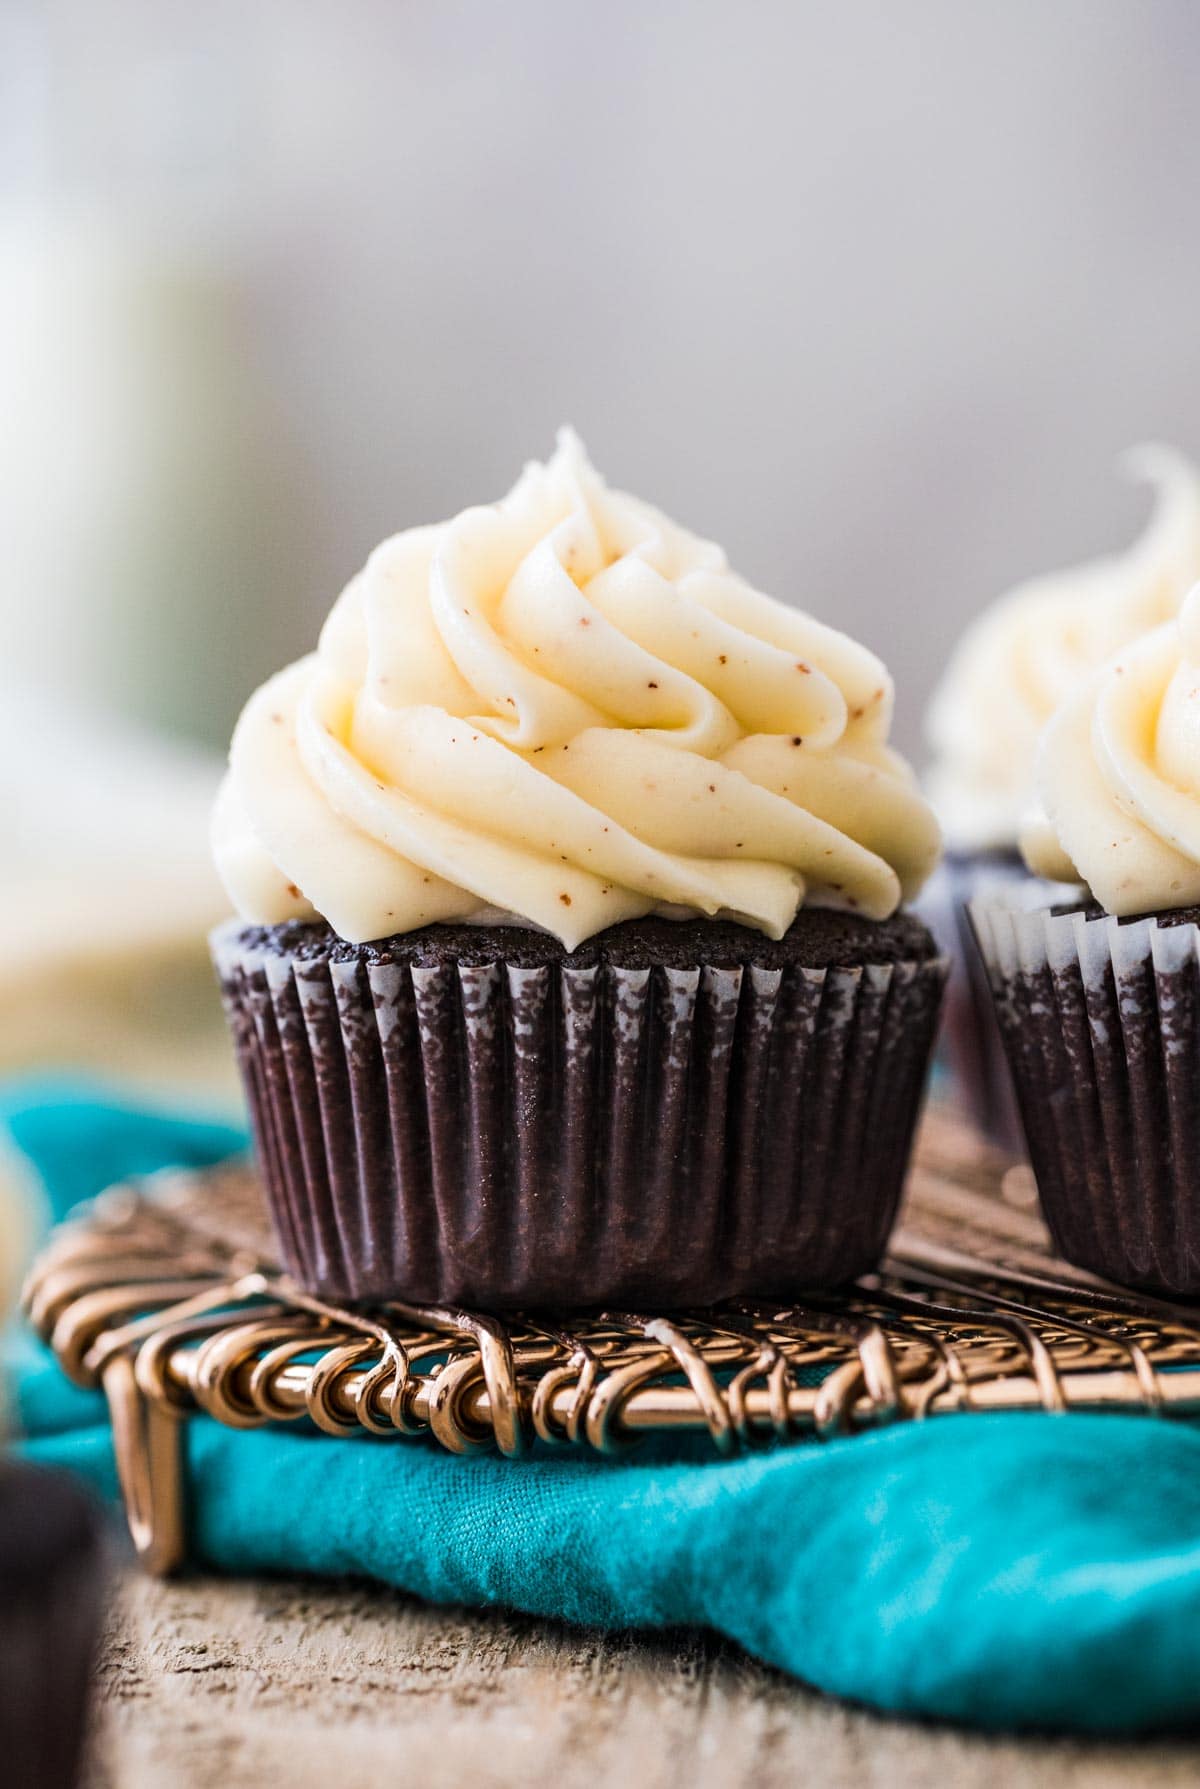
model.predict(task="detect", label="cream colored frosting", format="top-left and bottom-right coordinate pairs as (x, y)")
top-left (1022, 584), bottom-right (1200, 914)
top-left (214, 432), bottom-right (940, 948)
top-left (926, 448), bottom-right (1200, 852)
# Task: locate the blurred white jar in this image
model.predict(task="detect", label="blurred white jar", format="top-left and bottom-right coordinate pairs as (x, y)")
top-left (0, 17), bottom-right (296, 1097)
top-left (0, 14), bottom-right (298, 747)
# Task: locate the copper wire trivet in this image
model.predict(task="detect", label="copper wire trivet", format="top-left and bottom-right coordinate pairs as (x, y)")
top-left (23, 1107), bottom-right (1200, 1574)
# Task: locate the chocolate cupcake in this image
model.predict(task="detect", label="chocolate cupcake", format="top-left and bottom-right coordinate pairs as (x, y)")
top-left (212, 431), bottom-right (946, 1307)
top-left (972, 585), bottom-right (1200, 1293)
top-left (0, 1149), bottom-right (106, 1785)
top-left (924, 447), bottom-right (1200, 1147)
top-left (0, 1462), bottom-right (106, 1789)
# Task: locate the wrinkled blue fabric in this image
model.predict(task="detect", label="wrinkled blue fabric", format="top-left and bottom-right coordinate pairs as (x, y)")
top-left (7, 1084), bottom-right (1200, 1734)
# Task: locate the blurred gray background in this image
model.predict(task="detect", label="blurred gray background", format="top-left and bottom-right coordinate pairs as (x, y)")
top-left (4, 0), bottom-right (1198, 761)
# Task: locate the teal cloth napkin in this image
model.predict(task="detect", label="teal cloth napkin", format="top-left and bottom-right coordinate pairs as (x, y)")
top-left (7, 1083), bottom-right (1200, 1735)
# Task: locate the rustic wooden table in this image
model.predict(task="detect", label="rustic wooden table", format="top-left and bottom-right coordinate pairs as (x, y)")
top-left (77, 1108), bottom-right (1200, 1787)
top-left (86, 1573), bottom-right (1200, 1789)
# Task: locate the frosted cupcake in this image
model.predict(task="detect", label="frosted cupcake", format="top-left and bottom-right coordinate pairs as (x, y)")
top-left (212, 433), bottom-right (946, 1307)
top-left (973, 584), bottom-right (1200, 1293)
top-left (924, 448), bottom-right (1200, 1146)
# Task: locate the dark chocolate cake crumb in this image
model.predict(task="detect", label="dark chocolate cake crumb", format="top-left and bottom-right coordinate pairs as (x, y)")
top-left (1048, 898), bottom-right (1200, 929)
top-left (231, 906), bottom-right (939, 973)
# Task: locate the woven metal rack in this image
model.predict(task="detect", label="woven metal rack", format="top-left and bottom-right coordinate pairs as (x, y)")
top-left (23, 1107), bottom-right (1200, 1575)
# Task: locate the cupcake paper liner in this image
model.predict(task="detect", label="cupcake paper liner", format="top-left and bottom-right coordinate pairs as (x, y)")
top-left (213, 922), bottom-right (947, 1308)
top-left (970, 894), bottom-right (1200, 1294)
top-left (917, 853), bottom-right (1033, 1153)
top-left (0, 1464), bottom-right (105, 1789)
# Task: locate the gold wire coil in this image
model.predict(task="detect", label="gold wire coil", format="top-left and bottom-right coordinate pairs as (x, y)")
top-left (21, 1110), bottom-right (1200, 1576)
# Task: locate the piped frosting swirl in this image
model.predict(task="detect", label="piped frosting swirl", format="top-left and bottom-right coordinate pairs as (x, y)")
top-left (214, 432), bottom-right (939, 948)
top-left (926, 448), bottom-right (1200, 852)
top-left (1022, 582), bottom-right (1200, 915)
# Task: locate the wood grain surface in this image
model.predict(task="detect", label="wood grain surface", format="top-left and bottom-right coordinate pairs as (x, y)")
top-left (85, 1571), bottom-right (1200, 1789)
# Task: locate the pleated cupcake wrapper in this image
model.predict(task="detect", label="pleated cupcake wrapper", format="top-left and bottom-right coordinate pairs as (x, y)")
top-left (917, 856), bottom-right (1034, 1153)
top-left (2, 1567), bottom-right (101, 1789)
top-left (0, 1471), bottom-right (105, 1789)
top-left (213, 923), bottom-right (947, 1308)
top-left (921, 859), bottom-right (1080, 1155)
top-left (970, 894), bottom-right (1200, 1294)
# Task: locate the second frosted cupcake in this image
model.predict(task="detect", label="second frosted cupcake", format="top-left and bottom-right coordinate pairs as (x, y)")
top-left (925, 448), bottom-right (1200, 1147)
top-left (213, 433), bottom-right (946, 1307)
top-left (973, 583), bottom-right (1200, 1293)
